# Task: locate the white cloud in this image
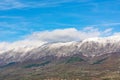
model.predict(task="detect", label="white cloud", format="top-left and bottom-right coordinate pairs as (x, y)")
top-left (27, 27), bottom-right (113, 42)
top-left (0, 39), bottom-right (46, 54)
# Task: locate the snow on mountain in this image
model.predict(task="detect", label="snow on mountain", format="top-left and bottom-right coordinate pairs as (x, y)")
top-left (78, 35), bottom-right (120, 57)
top-left (0, 35), bottom-right (120, 64)
top-left (48, 41), bottom-right (77, 48)
top-left (82, 35), bottom-right (120, 43)
top-left (0, 40), bottom-right (46, 54)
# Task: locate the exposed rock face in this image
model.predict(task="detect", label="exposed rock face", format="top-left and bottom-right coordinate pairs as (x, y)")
top-left (0, 36), bottom-right (120, 64)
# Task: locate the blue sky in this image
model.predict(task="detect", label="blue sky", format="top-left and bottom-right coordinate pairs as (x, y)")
top-left (0, 0), bottom-right (120, 42)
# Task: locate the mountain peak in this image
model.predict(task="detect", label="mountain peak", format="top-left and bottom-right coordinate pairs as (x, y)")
top-left (82, 35), bottom-right (120, 43)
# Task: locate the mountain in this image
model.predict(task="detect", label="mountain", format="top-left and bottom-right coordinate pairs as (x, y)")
top-left (0, 36), bottom-right (120, 80)
top-left (0, 36), bottom-right (120, 64)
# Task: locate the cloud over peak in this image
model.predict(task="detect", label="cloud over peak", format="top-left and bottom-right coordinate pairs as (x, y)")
top-left (27, 27), bottom-right (113, 43)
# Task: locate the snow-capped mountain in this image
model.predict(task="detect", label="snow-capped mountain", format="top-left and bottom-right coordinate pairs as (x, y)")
top-left (0, 36), bottom-right (120, 64)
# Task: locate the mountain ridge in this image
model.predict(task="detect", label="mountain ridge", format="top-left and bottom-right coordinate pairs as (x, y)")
top-left (0, 35), bottom-right (120, 64)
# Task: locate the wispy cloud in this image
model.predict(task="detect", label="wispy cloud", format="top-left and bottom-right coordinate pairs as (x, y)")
top-left (0, 21), bottom-right (34, 37)
top-left (0, 0), bottom-right (77, 10)
top-left (0, 0), bottom-right (96, 10)
top-left (0, 0), bottom-right (26, 10)
top-left (0, 16), bottom-right (23, 19)
top-left (100, 23), bottom-right (120, 26)
top-left (87, 22), bottom-right (120, 27)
